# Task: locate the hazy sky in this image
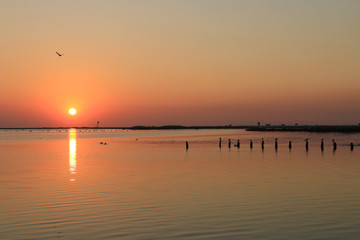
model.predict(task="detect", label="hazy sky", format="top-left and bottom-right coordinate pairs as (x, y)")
top-left (1, 0), bottom-right (359, 127)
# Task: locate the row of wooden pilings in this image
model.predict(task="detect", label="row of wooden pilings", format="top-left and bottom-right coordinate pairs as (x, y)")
top-left (185, 138), bottom-right (355, 151)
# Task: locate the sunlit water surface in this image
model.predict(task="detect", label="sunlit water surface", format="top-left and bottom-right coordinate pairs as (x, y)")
top-left (1, 129), bottom-right (360, 239)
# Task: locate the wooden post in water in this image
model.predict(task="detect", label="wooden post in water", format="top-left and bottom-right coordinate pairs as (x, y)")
top-left (350, 142), bottom-right (354, 151)
top-left (219, 137), bottom-right (222, 149)
top-left (275, 138), bottom-right (278, 151)
top-left (250, 139), bottom-right (253, 149)
top-left (236, 139), bottom-right (240, 148)
top-left (228, 139), bottom-right (231, 149)
top-left (305, 139), bottom-right (309, 151)
top-left (186, 141), bottom-right (189, 150)
top-left (261, 138), bottom-right (264, 150)
top-left (332, 139), bottom-right (337, 151)
top-left (288, 140), bottom-right (292, 150)
top-left (321, 139), bottom-right (324, 152)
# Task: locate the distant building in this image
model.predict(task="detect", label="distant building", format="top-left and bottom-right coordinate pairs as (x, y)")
top-left (265, 123), bottom-right (271, 127)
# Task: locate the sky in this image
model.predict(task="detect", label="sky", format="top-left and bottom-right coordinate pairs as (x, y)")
top-left (0, 0), bottom-right (359, 127)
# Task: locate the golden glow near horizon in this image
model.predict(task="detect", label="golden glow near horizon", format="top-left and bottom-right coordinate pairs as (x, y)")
top-left (69, 108), bottom-right (77, 116)
top-left (0, 1), bottom-right (360, 127)
top-left (69, 129), bottom-right (77, 182)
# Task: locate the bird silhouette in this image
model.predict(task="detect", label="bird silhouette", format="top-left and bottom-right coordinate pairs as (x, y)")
top-left (56, 51), bottom-right (63, 56)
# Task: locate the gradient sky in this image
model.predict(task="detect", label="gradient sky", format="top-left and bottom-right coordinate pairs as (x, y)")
top-left (1, 0), bottom-right (359, 127)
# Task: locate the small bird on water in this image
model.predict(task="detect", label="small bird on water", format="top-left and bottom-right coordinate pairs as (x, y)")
top-left (56, 51), bottom-right (63, 56)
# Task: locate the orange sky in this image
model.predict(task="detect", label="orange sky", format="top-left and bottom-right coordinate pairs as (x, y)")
top-left (0, 1), bottom-right (359, 127)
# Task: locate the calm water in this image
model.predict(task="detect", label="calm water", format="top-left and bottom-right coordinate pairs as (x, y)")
top-left (1, 129), bottom-right (360, 239)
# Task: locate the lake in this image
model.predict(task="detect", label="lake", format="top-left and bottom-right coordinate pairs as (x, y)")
top-left (0, 129), bottom-right (359, 239)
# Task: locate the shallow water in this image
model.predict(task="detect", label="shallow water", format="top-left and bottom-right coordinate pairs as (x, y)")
top-left (0, 129), bottom-right (360, 239)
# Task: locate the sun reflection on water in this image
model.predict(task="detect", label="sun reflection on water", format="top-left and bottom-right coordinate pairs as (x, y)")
top-left (69, 129), bottom-right (77, 181)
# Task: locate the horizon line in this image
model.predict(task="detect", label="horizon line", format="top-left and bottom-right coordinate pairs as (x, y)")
top-left (1, 124), bottom-right (360, 133)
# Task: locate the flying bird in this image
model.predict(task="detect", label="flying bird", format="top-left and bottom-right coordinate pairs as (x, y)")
top-left (56, 51), bottom-right (63, 56)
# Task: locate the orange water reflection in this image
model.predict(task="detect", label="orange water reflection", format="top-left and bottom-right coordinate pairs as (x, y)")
top-left (69, 129), bottom-right (77, 181)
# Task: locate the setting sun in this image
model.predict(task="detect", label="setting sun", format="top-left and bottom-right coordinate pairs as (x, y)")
top-left (69, 108), bottom-right (77, 116)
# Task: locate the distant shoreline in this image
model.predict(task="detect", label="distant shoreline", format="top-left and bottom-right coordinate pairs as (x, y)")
top-left (245, 125), bottom-right (360, 133)
top-left (1, 125), bottom-right (360, 133)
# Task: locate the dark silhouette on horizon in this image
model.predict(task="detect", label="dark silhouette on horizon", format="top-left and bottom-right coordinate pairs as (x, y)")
top-left (3, 124), bottom-right (360, 132)
top-left (246, 125), bottom-right (360, 133)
